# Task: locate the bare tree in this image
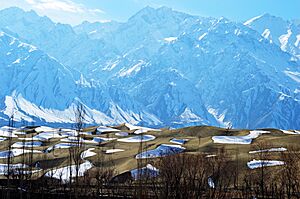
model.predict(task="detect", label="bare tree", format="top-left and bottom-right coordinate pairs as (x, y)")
top-left (6, 114), bottom-right (14, 199)
top-left (69, 102), bottom-right (86, 198)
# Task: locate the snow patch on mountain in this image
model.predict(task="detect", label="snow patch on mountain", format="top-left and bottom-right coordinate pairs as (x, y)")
top-left (119, 60), bottom-right (145, 77)
top-left (279, 29), bottom-right (292, 51)
top-left (164, 37), bottom-right (178, 43)
top-left (284, 70), bottom-right (300, 83)
top-left (244, 14), bottom-right (264, 25)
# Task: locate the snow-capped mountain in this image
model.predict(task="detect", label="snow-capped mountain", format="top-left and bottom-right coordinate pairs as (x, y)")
top-left (0, 32), bottom-right (161, 126)
top-left (0, 7), bottom-right (299, 129)
top-left (244, 13), bottom-right (300, 59)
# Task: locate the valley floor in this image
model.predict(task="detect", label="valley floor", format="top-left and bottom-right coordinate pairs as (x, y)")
top-left (0, 124), bottom-right (300, 198)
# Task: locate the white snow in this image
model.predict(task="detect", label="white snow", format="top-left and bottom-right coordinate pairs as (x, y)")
top-left (92, 137), bottom-right (116, 143)
top-left (45, 143), bottom-right (78, 153)
top-left (33, 132), bottom-right (68, 141)
top-left (11, 141), bottom-right (43, 148)
top-left (244, 14), bottom-right (263, 25)
top-left (0, 129), bottom-right (18, 138)
top-left (44, 161), bottom-right (93, 183)
top-left (170, 138), bottom-right (188, 145)
top-left (3, 94), bottom-right (114, 124)
top-left (208, 177), bottom-right (215, 188)
top-left (3, 95), bottom-right (34, 123)
top-left (124, 123), bottom-right (141, 130)
top-left (60, 136), bottom-right (100, 144)
top-left (0, 148), bottom-right (42, 159)
top-left (12, 58), bottom-right (21, 64)
top-left (279, 29), bottom-right (292, 51)
top-left (105, 149), bottom-right (125, 154)
top-left (117, 135), bottom-right (156, 143)
top-left (281, 129), bottom-right (300, 135)
top-left (97, 126), bottom-right (120, 133)
top-left (75, 74), bottom-right (91, 88)
top-left (212, 130), bottom-right (270, 144)
top-left (249, 147), bottom-right (287, 154)
top-left (206, 154), bottom-right (217, 158)
top-left (124, 123), bottom-right (161, 134)
top-left (0, 137), bottom-right (7, 142)
top-left (115, 132), bottom-right (129, 137)
top-left (80, 148), bottom-right (97, 159)
top-left (164, 37), bottom-right (178, 43)
top-left (247, 159), bottom-right (285, 169)
top-left (198, 33), bottom-right (207, 40)
top-left (178, 108), bottom-right (203, 123)
top-left (284, 70), bottom-right (300, 83)
top-left (35, 126), bottom-right (57, 132)
top-left (295, 34), bottom-right (300, 47)
top-left (0, 163), bottom-right (29, 175)
top-left (136, 144), bottom-right (185, 159)
top-left (119, 60), bottom-right (144, 77)
top-left (261, 29), bottom-right (272, 43)
top-left (134, 129), bottom-right (150, 134)
top-left (207, 107), bottom-right (230, 127)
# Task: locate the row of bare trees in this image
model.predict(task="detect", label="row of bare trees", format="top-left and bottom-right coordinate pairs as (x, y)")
top-left (123, 146), bottom-right (299, 199)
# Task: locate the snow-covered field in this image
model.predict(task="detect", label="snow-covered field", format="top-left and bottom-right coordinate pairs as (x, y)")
top-left (135, 144), bottom-right (185, 159)
top-left (115, 132), bottom-right (129, 137)
top-left (0, 148), bottom-right (42, 159)
top-left (81, 148), bottom-right (97, 159)
top-left (249, 147), bottom-right (287, 154)
top-left (11, 141), bottom-right (43, 148)
top-left (44, 161), bottom-right (93, 183)
top-left (247, 159), bottom-right (285, 169)
top-left (212, 130), bottom-right (270, 144)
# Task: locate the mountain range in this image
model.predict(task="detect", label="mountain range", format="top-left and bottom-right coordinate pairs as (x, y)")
top-left (0, 6), bottom-right (299, 129)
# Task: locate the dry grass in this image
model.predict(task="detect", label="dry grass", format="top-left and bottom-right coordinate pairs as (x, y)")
top-left (0, 125), bottom-right (299, 179)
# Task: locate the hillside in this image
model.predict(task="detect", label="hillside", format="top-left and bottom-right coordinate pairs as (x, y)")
top-left (0, 6), bottom-right (299, 129)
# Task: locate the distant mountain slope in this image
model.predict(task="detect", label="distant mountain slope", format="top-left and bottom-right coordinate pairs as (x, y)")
top-left (244, 13), bottom-right (300, 59)
top-left (74, 20), bottom-right (122, 40)
top-left (0, 32), bottom-right (161, 126)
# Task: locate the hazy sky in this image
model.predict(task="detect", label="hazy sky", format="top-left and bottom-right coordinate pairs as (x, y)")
top-left (0, 0), bottom-right (299, 25)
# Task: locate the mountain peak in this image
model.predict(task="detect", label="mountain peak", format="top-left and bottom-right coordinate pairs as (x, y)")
top-left (244, 13), bottom-right (288, 26)
top-left (136, 6), bottom-right (156, 15)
